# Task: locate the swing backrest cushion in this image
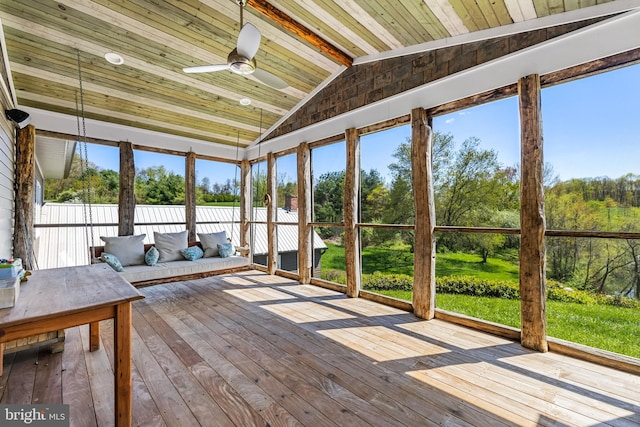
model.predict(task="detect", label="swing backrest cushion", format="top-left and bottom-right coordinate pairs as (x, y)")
top-left (154, 231), bottom-right (189, 262)
top-left (198, 231), bottom-right (228, 257)
top-left (100, 234), bottom-right (146, 266)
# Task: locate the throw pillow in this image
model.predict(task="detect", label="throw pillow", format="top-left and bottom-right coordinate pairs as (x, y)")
top-left (154, 231), bottom-right (189, 262)
top-left (145, 246), bottom-right (159, 266)
top-left (100, 234), bottom-right (146, 266)
top-left (217, 242), bottom-right (234, 258)
top-left (198, 231), bottom-right (228, 257)
top-left (101, 252), bottom-right (124, 272)
top-left (181, 245), bottom-right (204, 261)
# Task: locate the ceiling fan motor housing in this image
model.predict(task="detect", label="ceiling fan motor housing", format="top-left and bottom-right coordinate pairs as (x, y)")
top-left (228, 48), bottom-right (256, 74)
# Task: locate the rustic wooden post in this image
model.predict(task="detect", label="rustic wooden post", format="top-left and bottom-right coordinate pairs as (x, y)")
top-left (297, 142), bottom-right (312, 283)
top-left (267, 152), bottom-right (278, 274)
top-left (344, 128), bottom-right (361, 297)
top-left (13, 124), bottom-right (35, 270)
top-left (185, 151), bottom-right (197, 242)
top-left (118, 141), bottom-right (135, 236)
top-left (240, 159), bottom-right (251, 253)
top-left (412, 108), bottom-right (436, 319)
top-left (519, 74), bottom-right (548, 352)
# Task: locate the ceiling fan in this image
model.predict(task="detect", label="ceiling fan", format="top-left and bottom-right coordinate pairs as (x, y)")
top-left (183, 0), bottom-right (288, 90)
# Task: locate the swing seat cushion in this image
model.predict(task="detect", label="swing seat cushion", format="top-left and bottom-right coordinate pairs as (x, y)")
top-left (91, 241), bottom-right (250, 285)
top-left (119, 255), bottom-right (249, 284)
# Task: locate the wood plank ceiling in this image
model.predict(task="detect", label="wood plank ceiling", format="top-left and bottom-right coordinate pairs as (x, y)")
top-left (0, 0), bottom-right (614, 150)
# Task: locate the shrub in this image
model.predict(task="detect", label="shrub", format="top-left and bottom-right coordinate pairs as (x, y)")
top-left (360, 273), bottom-right (640, 308)
top-left (436, 276), bottom-right (519, 299)
top-left (362, 272), bottom-right (412, 291)
top-left (321, 270), bottom-right (347, 284)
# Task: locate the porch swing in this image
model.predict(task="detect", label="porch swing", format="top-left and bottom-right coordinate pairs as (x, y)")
top-left (81, 53), bottom-right (249, 285)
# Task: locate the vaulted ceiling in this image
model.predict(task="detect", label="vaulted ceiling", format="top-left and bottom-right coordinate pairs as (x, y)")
top-left (0, 0), bottom-right (626, 153)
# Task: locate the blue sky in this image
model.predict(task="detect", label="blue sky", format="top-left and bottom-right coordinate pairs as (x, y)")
top-left (85, 63), bottom-right (640, 184)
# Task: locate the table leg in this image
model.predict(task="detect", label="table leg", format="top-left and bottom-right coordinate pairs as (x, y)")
top-left (90, 321), bottom-right (101, 352)
top-left (0, 342), bottom-right (4, 376)
top-left (114, 303), bottom-right (132, 427)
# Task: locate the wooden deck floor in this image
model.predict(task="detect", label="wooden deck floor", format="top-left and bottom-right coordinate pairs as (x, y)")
top-left (1, 270), bottom-right (638, 426)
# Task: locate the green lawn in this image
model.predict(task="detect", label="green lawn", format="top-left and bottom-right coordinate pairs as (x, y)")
top-left (435, 252), bottom-right (519, 281)
top-left (323, 242), bottom-right (519, 281)
top-left (321, 242), bottom-right (346, 271)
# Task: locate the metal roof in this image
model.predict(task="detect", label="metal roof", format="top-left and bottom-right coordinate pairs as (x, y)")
top-left (35, 203), bottom-right (326, 269)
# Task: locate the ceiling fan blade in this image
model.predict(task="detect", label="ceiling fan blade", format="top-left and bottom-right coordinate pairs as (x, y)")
top-left (183, 64), bottom-right (228, 73)
top-left (253, 68), bottom-right (288, 90)
top-left (236, 23), bottom-right (261, 59)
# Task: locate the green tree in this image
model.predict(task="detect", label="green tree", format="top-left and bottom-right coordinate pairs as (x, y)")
top-left (198, 176), bottom-right (211, 195)
top-left (361, 169), bottom-right (385, 222)
top-left (313, 170), bottom-right (345, 223)
top-left (363, 184), bottom-right (389, 223)
top-left (436, 137), bottom-right (502, 226)
top-left (313, 170), bottom-right (344, 238)
top-left (95, 169), bottom-right (119, 203)
top-left (545, 191), bottom-right (600, 282)
top-left (252, 168), bottom-right (267, 207)
top-left (382, 132), bottom-right (456, 226)
top-left (135, 166), bottom-right (185, 205)
top-left (45, 155), bottom-right (119, 203)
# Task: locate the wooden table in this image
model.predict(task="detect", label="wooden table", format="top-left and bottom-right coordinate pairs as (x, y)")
top-left (0, 264), bottom-right (144, 427)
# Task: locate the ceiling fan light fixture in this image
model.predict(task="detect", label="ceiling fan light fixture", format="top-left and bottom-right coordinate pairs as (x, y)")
top-left (104, 52), bottom-right (124, 65)
top-left (228, 48), bottom-right (256, 75)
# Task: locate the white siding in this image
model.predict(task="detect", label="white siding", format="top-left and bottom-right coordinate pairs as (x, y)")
top-left (0, 116), bottom-right (13, 258)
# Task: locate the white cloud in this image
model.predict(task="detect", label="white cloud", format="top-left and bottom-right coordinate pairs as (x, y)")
top-left (445, 118), bottom-right (455, 124)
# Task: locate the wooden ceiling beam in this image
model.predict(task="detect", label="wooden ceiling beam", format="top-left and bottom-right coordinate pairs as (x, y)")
top-left (248, 0), bottom-right (353, 67)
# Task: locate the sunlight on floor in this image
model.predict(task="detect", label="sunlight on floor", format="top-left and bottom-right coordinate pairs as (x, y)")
top-left (224, 287), bottom-right (297, 302)
top-left (398, 320), bottom-right (514, 350)
top-left (277, 284), bottom-right (341, 298)
top-left (325, 298), bottom-right (407, 317)
top-left (406, 359), bottom-right (635, 426)
top-left (261, 301), bottom-right (356, 323)
top-left (221, 276), bottom-right (260, 286)
top-left (250, 275), bottom-right (297, 285)
top-left (318, 326), bottom-right (450, 362)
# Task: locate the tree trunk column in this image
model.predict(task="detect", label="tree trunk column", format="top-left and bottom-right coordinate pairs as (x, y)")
top-left (13, 125), bottom-right (35, 270)
top-left (267, 152), bottom-right (278, 274)
top-left (185, 151), bottom-right (197, 242)
top-left (118, 141), bottom-right (135, 236)
top-left (344, 128), bottom-right (361, 298)
top-left (411, 109), bottom-right (436, 320)
top-left (240, 160), bottom-right (251, 255)
top-left (297, 142), bottom-right (312, 283)
top-left (519, 74), bottom-right (548, 352)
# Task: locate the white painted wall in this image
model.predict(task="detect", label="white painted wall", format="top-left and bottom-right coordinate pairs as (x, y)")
top-left (0, 118), bottom-right (14, 258)
top-left (0, 17), bottom-right (16, 258)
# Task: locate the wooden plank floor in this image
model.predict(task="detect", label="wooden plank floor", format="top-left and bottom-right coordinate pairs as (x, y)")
top-left (1, 270), bottom-right (639, 426)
